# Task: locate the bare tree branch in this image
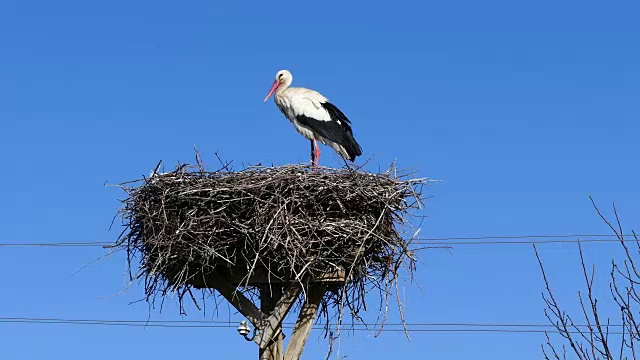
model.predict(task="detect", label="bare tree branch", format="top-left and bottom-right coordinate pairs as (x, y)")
top-left (538, 199), bottom-right (640, 359)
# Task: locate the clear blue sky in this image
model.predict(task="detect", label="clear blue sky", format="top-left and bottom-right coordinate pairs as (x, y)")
top-left (1, 0), bottom-right (639, 358)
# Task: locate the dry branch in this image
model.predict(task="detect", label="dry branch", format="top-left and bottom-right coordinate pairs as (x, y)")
top-left (537, 197), bottom-right (640, 360)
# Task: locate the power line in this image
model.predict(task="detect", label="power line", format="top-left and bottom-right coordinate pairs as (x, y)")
top-left (0, 235), bottom-right (636, 248)
top-left (413, 238), bottom-right (633, 246)
top-left (417, 234), bottom-right (634, 241)
top-left (0, 316), bottom-right (579, 326)
top-left (0, 317), bottom-right (631, 335)
top-left (412, 234), bottom-right (637, 246)
top-left (0, 242), bottom-right (111, 247)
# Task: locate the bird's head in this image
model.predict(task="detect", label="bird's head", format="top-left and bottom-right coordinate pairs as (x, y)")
top-left (264, 69), bottom-right (293, 102)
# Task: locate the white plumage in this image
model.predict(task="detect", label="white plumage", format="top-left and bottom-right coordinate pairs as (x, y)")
top-left (264, 70), bottom-right (362, 168)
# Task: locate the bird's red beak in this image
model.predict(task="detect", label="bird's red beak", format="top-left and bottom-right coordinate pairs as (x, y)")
top-left (264, 80), bottom-right (280, 102)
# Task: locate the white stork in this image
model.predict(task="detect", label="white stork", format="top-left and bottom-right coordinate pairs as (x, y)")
top-left (263, 70), bottom-right (362, 168)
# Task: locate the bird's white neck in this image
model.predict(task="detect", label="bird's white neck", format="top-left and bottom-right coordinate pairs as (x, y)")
top-left (277, 76), bottom-right (293, 95)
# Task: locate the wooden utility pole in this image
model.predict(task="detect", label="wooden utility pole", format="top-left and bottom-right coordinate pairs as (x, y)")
top-left (210, 270), bottom-right (343, 360)
top-left (283, 285), bottom-right (326, 360)
top-left (259, 285), bottom-right (284, 360)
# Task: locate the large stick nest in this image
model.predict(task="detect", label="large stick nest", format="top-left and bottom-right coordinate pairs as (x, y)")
top-left (115, 159), bottom-right (427, 337)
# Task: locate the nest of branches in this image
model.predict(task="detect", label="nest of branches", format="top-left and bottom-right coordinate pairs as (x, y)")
top-left (115, 159), bottom-right (427, 335)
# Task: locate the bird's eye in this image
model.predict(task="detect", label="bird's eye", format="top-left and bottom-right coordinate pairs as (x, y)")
top-left (278, 74), bottom-right (283, 78)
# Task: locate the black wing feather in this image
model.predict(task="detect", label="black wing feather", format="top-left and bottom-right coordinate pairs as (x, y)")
top-left (296, 102), bottom-right (363, 161)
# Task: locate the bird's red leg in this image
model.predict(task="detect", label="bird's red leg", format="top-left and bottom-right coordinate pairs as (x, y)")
top-left (311, 139), bottom-right (318, 172)
top-left (314, 140), bottom-right (321, 168)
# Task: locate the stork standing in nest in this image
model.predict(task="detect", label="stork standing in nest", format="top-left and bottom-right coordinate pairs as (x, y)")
top-left (264, 70), bottom-right (363, 169)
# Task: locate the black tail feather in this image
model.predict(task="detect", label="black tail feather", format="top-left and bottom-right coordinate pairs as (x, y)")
top-left (321, 102), bottom-right (363, 161)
